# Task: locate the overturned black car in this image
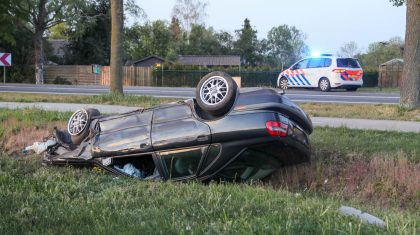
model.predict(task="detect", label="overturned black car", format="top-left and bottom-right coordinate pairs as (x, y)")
top-left (43, 72), bottom-right (313, 182)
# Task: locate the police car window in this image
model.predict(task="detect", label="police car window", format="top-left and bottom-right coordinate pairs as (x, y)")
top-left (294, 59), bottom-right (309, 69)
top-left (324, 58), bottom-right (332, 67)
top-left (337, 58), bottom-right (360, 68)
top-left (308, 58), bottom-right (326, 68)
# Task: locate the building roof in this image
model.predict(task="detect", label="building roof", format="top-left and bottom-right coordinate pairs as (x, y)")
top-left (126, 55), bottom-right (174, 66)
top-left (49, 39), bottom-right (70, 58)
top-left (380, 58), bottom-right (404, 66)
top-left (178, 55), bottom-right (241, 66)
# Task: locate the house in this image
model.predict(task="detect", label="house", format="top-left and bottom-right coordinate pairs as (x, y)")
top-left (126, 55), bottom-right (174, 67)
top-left (378, 58), bottom-right (404, 88)
top-left (178, 55), bottom-right (241, 67)
top-left (49, 39), bottom-right (70, 58)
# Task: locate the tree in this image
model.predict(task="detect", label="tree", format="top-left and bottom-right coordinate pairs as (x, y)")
top-left (48, 22), bottom-right (68, 39)
top-left (172, 0), bottom-right (208, 32)
top-left (64, 0), bottom-right (111, 65)
top-left (124, 21), bottom-right (172, 60)
top-left (357, 37), bottom-right (403, 71)
top-left (234, 18), bottom-right (261, 66)
top-left (215, 31), bottom-right (234, 55)
top-left (110, 0), bottom-right (124, 94)
top-left (266, 25), bottom-right (308, 67)
top-left (337, 41), bottom-right (361, 58)
top-left (11, 0), bottom-right (81, 84)
top-left (0, 0), bottom-right (27, 45)
top-left (391, 0), bottom-right (420, 108)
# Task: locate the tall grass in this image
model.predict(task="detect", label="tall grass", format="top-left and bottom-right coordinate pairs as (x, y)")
top-left (0, 155), bottom-right (417, 235)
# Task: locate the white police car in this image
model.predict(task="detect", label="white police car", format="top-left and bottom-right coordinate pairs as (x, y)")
top-left (277, 55), bottom-right (363, 92)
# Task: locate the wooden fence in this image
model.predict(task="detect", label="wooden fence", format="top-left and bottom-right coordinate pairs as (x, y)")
top-left (44, 65), bottom-right (153, 86)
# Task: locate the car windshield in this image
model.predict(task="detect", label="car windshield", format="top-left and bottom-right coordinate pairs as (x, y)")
top-left (336, 58), bottom-right (361, 68)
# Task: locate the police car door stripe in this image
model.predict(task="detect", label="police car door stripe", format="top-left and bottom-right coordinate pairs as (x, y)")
top-left (286, 71), bottom-right (296, 85)
top-left (293, 71), bottom-right (304, 86)
top-left (287, 75), bottom-right (295, 85)
top-left (290, 71), bottom-right (300, 85)
top-left (299, 70), bottom-right (311, 85)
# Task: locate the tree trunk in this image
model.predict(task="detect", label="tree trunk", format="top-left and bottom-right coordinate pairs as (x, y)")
top-left (34, 0), bottom-right (47, 85)
top-left (400, 0), bottom-right (420, 108)
top-left (34, 29), bottom-right (44, 84)
top-left (110, 0), bottom-right (123, 94)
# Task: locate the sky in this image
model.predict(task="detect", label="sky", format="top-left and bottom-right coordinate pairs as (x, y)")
top-left (133, 0), bottom-right (406, 54)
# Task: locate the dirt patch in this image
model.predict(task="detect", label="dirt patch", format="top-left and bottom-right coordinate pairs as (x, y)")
top-left (271, 153), bottom-right (420, 210)
top-left (2, 121), bottom-right (66, 154)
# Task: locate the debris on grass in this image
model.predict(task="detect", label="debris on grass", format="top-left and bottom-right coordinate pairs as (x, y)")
top-left (339, 206), bottom-right (386, 228)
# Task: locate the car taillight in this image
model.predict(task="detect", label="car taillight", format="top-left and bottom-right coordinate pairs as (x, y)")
top-left (333, 69), bottom-right (346, 73)
top-left (266, 121), bottom-right (288, 137)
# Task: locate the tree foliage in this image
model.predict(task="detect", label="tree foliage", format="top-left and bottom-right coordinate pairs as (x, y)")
top-left (265, 25), bottom-right (308, 67)
top-left (337, 41), bottom-right (361, 58)
top-left (124, 21), bottom-right (172, 61)
top-left (357, 37), bottom-right (403, 71)
top-left (64, 0), bottom-right (111, 65)
top-left (172, 0), bottom-right (208, 32)
top-left (234, 18), bottom-right (261, 66)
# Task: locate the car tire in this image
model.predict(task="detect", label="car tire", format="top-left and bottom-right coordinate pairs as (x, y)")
top-left (346, 88), bottom-right (358, 92)
top-left (196, 71), bottom-right (238, 116)
top-left (319, 78), bottom-right (331, 92)
top-left (67, 108), bottom-right (101, 145)
top-left (279, 77), bottom-right (288, 90)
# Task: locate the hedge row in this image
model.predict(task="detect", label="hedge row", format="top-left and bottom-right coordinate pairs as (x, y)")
top-left (152, 70), bottom-right (379, 88)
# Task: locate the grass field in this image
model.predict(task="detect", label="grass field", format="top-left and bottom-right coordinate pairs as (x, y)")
top-left (0, 109), bottom-right (419, 234)
top-left (300, 103), bottom-right (420, 121)
top-left (1, 92), bottom-right (420, 121)
top-left (0, 92), bottom-right (179, 108)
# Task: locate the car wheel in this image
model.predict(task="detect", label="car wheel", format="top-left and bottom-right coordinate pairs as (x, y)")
top-left (196, 71), bottom-right (238, 116)
top-left (346, 88), bottom-right (358, 92)
top-left (68, 108), bottom-right (100, 145)
top-left (279, 77), bottom-right (288, 90)
top-left (319, 78), bottom-right (331, 92)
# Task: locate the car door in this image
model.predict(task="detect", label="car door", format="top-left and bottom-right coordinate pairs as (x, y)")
top-left (290, 59), bottom-right (310, 87)
top-left (92, 110), bottom-right (153, 157)
top-left (151, 104), bottom-right (211, 180)
top-left (307, 58), bottom-right (331, 86)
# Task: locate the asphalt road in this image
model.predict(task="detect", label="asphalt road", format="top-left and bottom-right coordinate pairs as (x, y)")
top-left (0, 83), bottom-right (400, 105)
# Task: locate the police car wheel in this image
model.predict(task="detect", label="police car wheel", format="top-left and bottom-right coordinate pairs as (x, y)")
top-left (319, 78), bottom-right (331, 92)
top-left (279, 77), bottom-right (288, 90)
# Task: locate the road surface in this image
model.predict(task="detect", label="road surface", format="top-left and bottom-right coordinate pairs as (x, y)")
top-left (0, 83), bottom-right (400, 105)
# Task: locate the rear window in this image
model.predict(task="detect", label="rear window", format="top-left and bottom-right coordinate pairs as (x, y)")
top-left (337, 58), bottom-right (360, 68)
top-left (308, 58), bottom-right (332, 68)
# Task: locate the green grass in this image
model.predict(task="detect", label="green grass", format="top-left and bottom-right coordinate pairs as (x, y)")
top-left (311, 127), bottom-right (420, 162)
top-left (358, 87), bottom-right (400, 93)
top-left (0, 92), bottom-right (180, 108)
top-left (0, 155), bottom-right (417, 235)
top-left (300, 103), bottom-right (420, 122)
top-left (2, 92), bottom-right (420, 121)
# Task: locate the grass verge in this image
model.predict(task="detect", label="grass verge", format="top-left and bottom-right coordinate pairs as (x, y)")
top-left (0, 92), bottom-right (180, 108)
top-left (300, 103), bottom-right (420, 121)
top-left (0, 109), bottom-right (419, 234)
top-left (358, 87), bottom-right (400, 93)
top-left (1, 92), bottom-right (419, 121)
top-left (0, 155), bottom-right (417, 235)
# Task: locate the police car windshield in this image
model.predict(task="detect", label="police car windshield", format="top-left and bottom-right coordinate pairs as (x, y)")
top-left (337, 58), bottom-right (360, 68)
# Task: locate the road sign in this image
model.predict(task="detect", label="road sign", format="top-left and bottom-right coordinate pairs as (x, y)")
top-left (0, 53), bottom-right (12, 67)
top-left (92, 64), bottom-right (101, 74)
